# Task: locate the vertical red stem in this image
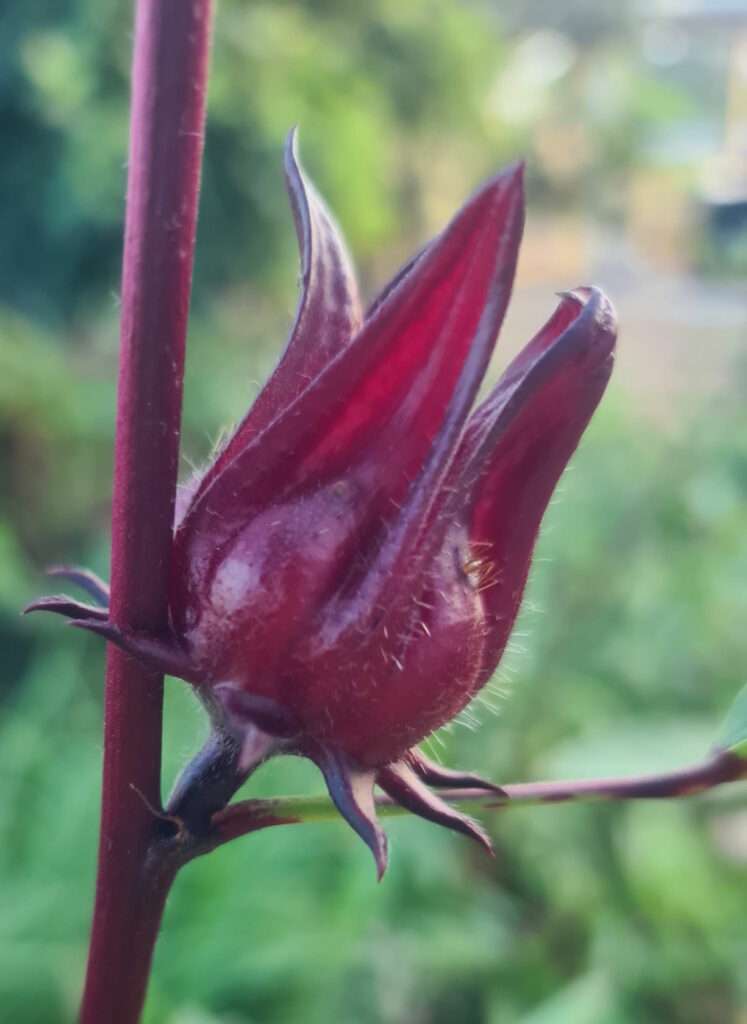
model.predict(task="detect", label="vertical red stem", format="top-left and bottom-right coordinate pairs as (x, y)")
top-left (80, 3), bottom-right (213, 1022)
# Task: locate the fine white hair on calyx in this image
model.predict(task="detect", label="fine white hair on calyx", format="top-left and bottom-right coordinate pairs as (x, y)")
top-left (420, 733), bottom-right (446, 762)
top-left (427, 583), bottom-right (544, 747)
top-left (209, 422), bottom-right (237, 460)
top-left (411, 454), bottom-right (582, 751)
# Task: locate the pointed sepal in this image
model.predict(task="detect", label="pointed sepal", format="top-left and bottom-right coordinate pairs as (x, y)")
top-left (70, 619), bottom-right (202, 683)
top-left (309, 744), bottom-right (388, 879)
top-left (178, 164), bottom-right (525, 554)
top-left (182, 129), bottom-right (363, 520)
top-left (456, 286), bottom-right (616, 681)
top-left (46, 565), bottom-right (110, 607)
top-left (406, 749), bottom-right (506, 795)
top-left (377, 760), bottom-right (494, 856)
top-left (23, 595), bottom-right (109, 622)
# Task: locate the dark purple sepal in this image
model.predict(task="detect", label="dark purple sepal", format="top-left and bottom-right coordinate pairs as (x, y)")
top-left (377, 760), bottom-right (494, 856)
top-left (308, 743), bottom-right (388, 880)
top-left (406, 749), bottom-right (506, 795)
top-left (46, 565), bottom-right (110, 607)
top-left (214, 682), bottom-right (301, 740)
top-left (23, 595), bottom-right (110, 622)
top-left (70, 619), bottom-right (202, 683)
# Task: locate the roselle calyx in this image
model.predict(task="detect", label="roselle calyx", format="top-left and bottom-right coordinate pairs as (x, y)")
top-left (27, 132), bottom-right (617, 876)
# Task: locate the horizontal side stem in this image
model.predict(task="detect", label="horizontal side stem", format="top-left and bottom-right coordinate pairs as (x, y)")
top-left (204, 749), bottom-right (747, 852)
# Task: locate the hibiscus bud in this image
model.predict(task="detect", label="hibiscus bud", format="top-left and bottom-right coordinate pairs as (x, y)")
top-left (27, 131), bottom-right (616, 876)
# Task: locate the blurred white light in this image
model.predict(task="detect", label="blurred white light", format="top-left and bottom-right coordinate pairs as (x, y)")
top-left (488, 30), bottom-right (577, 124)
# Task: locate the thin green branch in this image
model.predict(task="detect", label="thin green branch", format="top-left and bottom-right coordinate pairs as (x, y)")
top-left (200, 748), bottom-right (747, 855)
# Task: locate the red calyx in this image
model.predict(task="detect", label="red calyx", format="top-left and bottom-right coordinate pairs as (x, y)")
top-left (26, 132), bottom-right (617, 876)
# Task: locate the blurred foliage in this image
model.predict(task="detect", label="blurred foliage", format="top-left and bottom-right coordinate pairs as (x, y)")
top-left (1, 1), bottom-right (746, 1022)
top-left (4, 384), bottom-right (747, 1024)
top-left (0, 0), bottom-right (720, 323)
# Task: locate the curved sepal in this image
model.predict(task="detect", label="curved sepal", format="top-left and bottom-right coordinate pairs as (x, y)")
top-left (457, 287), bottom-right (616, 680)
top-left (46, 565), bottom-right (110, 607)
top-left (23, 595), bottom-right (109, 622)
top-left (377, 760), bottom-right (494, 855)
top-left (406, 749), bottom-right (506, 795)
top-left (70, 619), bottom-right (203, 683)
top-left (182, 129), bottom-right (363, 521)
top-left (178, 164), bottom-right (525, 568)
top-left (309, 744), bottom-right (388, 879)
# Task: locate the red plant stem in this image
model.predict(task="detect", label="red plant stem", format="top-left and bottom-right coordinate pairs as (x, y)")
top-left (79, 3), bottom-right (213, 1022)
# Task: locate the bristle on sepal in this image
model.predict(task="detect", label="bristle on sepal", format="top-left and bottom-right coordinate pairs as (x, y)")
top-left (378, 761), bottom-right (494, 856)
top-left (23, 595), bottom-right (109, 622)
top-left (311, 745), bottom-right (388, 879)
top-left (406, 749), bottom-right (507, 795)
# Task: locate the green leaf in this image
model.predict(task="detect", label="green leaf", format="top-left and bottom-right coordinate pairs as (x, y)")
top-left (513, 973), bottom-right (619, 1024)
top-left (714, 685), bottom-right (747, 759)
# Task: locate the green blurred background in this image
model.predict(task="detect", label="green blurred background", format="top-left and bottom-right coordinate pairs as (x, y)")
top-left (2, 1), bottom-right (747, 1021)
